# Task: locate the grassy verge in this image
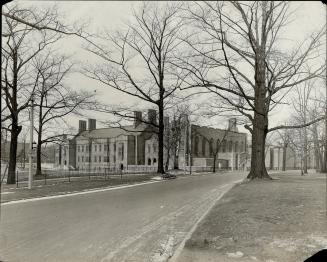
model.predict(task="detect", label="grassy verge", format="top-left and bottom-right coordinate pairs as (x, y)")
top-left (1, 174), bottom-right (157, 203)
top-left (178, 172), bottom-right (327, 262)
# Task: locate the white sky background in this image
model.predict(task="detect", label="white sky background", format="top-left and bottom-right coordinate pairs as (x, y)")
top-left (9, 0), bottom-right (327, 137)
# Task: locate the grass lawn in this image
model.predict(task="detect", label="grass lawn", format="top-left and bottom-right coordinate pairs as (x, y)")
top-left (178, 171), bottom-right (327, 262)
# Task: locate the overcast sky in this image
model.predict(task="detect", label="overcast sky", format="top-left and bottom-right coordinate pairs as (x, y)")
top-left (9, 1), bottom-right (327, 137)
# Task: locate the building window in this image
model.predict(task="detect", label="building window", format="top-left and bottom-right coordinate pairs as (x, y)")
top-left (82, 156), bottom-right (84, 162)
top-left (78, 146), bottom-right (80, 152)
top-left (99, 144), bottom-right (102, 152)
top-left (216, 139), bottom-right (220, 152)
top-left (195, 136), bottom-right (199, 156)
top-left (99, 156), bottom-right (101, 162)
top-left (86, 145), bottom-right (89, 152)
top-left (153, 158), bottom-right (157, 164)
top-left (94, 156), bottom-right (97, 162)
top-left (148, 144), bottom-right (151, 154)
top-left (209, 138), bottom-right (213, 156)
top-left (82, 145), bottom-right (84, 152)
top-left (229, 141), bottom-right (233, 152)
top-left (78, 156), bottom-right (80, 162)
top-left (94, 144), bottom-right (97, 152)
top-left (235, 141), bottom-right (239, 152)
top-left (104, 144), bottom-right (107, 151)
top-left (148, 158), bottom-right (151, 165)
top-left (153, 143), bottom-right (157, 153)
top-left (222, 140), bottom-right (226, 152)
top-left (202, 139), bottom-right (206, 156)
top-left (241, 141), bottom-right (244, 152)
top-left (121, 143), bottom-right (124, 161)
top-left (118, 143), bottom-right (124, 161)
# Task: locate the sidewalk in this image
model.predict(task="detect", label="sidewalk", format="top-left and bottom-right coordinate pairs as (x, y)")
top-left (175, 171), bottom-right (327, 262)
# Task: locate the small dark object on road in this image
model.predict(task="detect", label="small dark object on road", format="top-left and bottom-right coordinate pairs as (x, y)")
top-left (162, 173), bottom-right (177, 180)
top-left (304, 249), bottom-right (327, 262)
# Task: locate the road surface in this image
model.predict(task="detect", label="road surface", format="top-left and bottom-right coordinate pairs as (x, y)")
top-left (0, 172), bottom-right (245, 262)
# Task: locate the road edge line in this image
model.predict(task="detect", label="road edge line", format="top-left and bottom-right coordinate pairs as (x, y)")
top-left (1, 180), bottom-right (163, 206)
top-left (168, 179), bottom-right (244, 262)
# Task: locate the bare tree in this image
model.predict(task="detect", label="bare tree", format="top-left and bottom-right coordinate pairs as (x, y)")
top-left (290, 83), bottom-right (314, 173)
top-left (1, 4), bottom-right (63, 184)
top-left (163, 104), bottom-right (192, 171)
top-left (33, 52), bottom-right (93, 176)
top-left (83, 2), bottom-right (188, 174)
top-left (181, 1), bottom-right (325, 179)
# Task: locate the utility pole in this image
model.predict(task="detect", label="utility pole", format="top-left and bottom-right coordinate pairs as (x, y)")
top-left (28, 94), bottom-right (34, 189)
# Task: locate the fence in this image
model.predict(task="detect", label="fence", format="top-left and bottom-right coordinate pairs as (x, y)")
top-left (2, 163), bottom-right (234, 188)
top-left (1, 165), bottom-right (159, 187)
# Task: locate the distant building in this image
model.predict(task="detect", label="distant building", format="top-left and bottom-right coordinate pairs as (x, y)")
top-left (55, 110), bottom-right (159, 172)
top-left (55, 113), bottom-right (248, 172)
top-left (178, 117), bottom-right (248, 171)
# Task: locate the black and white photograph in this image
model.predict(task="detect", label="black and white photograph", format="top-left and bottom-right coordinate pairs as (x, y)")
top-left (0, 1), bottom-right (326, 261)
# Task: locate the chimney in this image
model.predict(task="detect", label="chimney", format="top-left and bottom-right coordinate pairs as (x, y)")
top-left (134, 111), bottom-right (142, 127)
top-left (228, 118), bottom-right (238, 132)
top-left (88, 118), bottom-right (96, 131)
top-left (79, 120), bottom-right (87, 133)
top-left (148, 109), bottom-right (157, 125)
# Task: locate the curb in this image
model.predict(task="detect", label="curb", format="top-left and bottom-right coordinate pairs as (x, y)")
top-left (168, 179), bottom-right (244, 262)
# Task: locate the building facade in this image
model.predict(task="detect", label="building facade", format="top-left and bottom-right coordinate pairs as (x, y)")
top-left (178, 117), bottom-right (248, 171)
top-left (55, 110), bottom-right (160, 172)
top-left (55, 112), bottom-right (249, 172)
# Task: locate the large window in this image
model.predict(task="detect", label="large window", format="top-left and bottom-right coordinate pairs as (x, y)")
top-left (202, 138), bottom-right (206, 156)
top-left (222, 140), bottom-right (226, 152)
top-left (229, 141), bottom-right (233, 152)
top-left (235, 141), bottom-right (239, 152)
top-left (194, 136), bottom-right (199, 156)
top-left (209, 138), bottom-right (214, 156)
top-left (119, 143), bottom-right (124, 161)
top-left (153, 143), bottom-right (157, 153)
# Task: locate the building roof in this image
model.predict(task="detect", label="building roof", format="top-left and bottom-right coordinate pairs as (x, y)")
top-left (192, 124), bottom-right (247, 141)
top-left (75, 123), bottom-right (154, 140)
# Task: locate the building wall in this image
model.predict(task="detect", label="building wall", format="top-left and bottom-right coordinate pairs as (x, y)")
top-left (178, 123), bottom-right (248, 170)
top-left (74, 136), bottom-right (128, 172)
top-left (145, 135), bottom-right (158, 166)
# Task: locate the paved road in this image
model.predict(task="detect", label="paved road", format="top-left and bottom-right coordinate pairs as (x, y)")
top-left (0, 172), bottom-right (245, 262)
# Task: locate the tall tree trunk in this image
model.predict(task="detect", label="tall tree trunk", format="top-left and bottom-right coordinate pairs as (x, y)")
top-left (312, 124), bottom-right (321, 171)
top-left (7, 51), bottom-right (20, 184)
top-left (247, 113), bottom-right (270, 179)
top-left (303, 127), bottom-right (308, 174)
top-left (35, 131), bottom-right (42, 176)
top-left (7, 121), bottom-right (21, 184)
top-left (36, 102), bottom-right (43, 177)
top-left (322, 106), bottom-right (327, 173)
top-left (247, 30), bottom-right (271, 179)
top-left (282, 143), bottom-right (287, 171)
top-left (157, 101), bottom-right (165, 174)
top-left (213, 152), bottom-right (218, 173)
